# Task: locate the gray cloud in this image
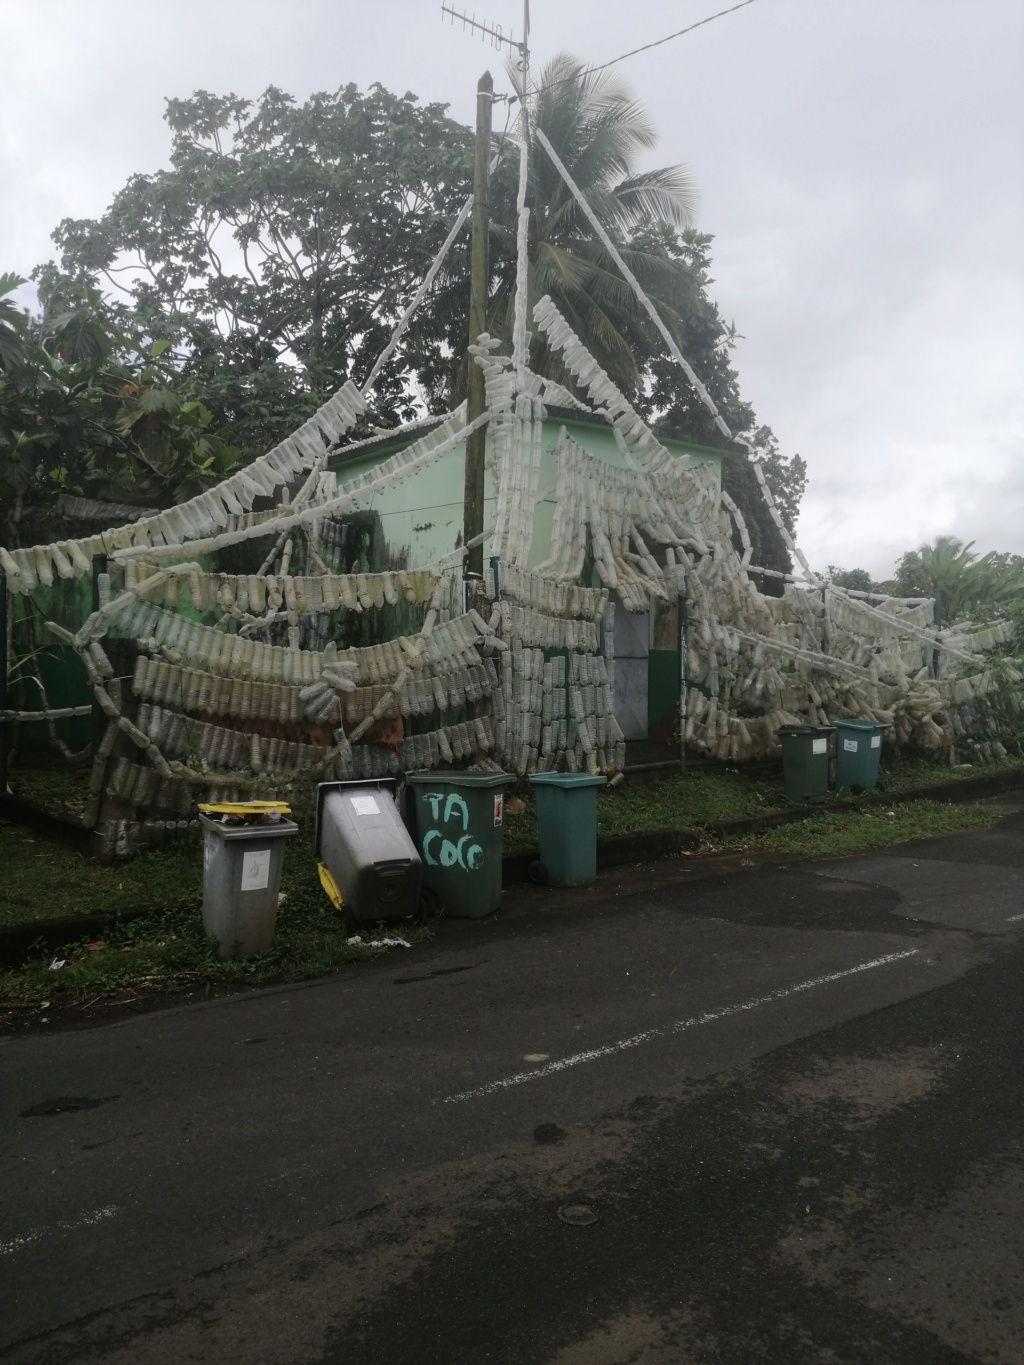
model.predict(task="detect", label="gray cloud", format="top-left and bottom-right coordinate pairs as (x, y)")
top-left (2, 0), bottom-right (1020, 578)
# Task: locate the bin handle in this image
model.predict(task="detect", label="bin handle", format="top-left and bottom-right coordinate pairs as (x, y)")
top-left (317, 863), bottom-right (344, 910)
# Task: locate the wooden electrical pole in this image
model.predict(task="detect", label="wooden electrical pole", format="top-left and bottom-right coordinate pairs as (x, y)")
top-left (463, 69), bottom-right (493, 585)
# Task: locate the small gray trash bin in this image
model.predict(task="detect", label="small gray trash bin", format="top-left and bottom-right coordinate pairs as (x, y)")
top-left (199, 812), bottom-right (298, 958)
top-left (315, 779), bottom-right (423, 924)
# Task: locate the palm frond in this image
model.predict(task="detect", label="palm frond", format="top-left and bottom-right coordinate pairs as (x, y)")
top-left (0, 274), bottom-right (31, 371)
top-left (611, 168), bottom-right (698, 228)
top-left (0, 271), bottom-right (28, 302)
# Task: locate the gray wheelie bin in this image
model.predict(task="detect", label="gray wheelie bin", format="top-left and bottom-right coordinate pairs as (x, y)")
top-left (199, 804), bottom-right (298, 958)
top-left (315, 779), bottom-right (423, 924)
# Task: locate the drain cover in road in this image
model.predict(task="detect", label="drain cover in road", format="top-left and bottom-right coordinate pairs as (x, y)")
top-left (558, 1203), bottom-right (598, 1226)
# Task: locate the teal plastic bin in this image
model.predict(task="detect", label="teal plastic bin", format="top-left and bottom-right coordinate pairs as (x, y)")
top-left (778, 724), bottom-right (834, 802)
top-left (405, 771), bottom-right (512, 918)
top-left (529, 773), bottom-right (607, 887)
top-left (835, 719), bottom-right (886, 791)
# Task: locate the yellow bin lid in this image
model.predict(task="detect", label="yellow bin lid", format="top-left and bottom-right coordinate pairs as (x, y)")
top-left (198, 800), bottom-right (292, 817)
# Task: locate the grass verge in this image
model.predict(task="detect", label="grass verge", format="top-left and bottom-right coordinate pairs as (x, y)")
top-left (0, 834), bottom-right (428, 1008)
top-left (874, 753), bottom-right (1024, 794)
top-left (503, 768), bottom-right (786, 854)
top-left (5, 758), bottom-right (92, 819)
top-left (502, 756), bottom-right (1024, 855)
top-left (712, 798), bottom-right (1003, 860)
top-left (0, 822), bottom-right (202, 929)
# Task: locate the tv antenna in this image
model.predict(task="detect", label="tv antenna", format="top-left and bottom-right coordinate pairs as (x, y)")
top-left (440, 2), bottom-right (530, 64)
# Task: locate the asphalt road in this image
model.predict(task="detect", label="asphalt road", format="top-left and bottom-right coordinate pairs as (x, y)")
top-left (2, 809), bottom-right (1023, 1364)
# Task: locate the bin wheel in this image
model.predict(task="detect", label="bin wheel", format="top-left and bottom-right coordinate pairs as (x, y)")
top-left (414, 887), bottom-right (442, 926)
top-left (528, 860), bottom-right (549, 886)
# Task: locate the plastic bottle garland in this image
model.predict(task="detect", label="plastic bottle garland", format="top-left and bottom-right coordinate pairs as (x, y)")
top-left (5, 114), bottom-right (1017, 864)
top-left (4, 300), bottom-right (1016, 840)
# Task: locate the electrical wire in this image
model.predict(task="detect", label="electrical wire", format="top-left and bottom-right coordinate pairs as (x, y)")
top-left (532, 0), bottom-right (759, 94)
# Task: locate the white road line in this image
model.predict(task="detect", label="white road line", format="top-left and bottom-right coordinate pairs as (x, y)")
top-left (1007, 912), bottom-right (1024, 923)
top-left (0, 1205), bottom-right (121, 1257)
top-left (444, 950), bottom-right (920, 1105)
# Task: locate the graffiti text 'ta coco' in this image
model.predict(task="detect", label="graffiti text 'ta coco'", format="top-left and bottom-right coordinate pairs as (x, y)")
top-left (421, 792), bottom-right (484, 871)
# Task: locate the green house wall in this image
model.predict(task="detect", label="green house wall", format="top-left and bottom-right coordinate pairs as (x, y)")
top-left (329, 412), bottom-right (720, 748)
top-left (328, 412), bottom-right (722, 572)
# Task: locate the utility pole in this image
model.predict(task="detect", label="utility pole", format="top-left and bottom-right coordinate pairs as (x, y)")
top-left (463, 69), bottom-right (493, 586)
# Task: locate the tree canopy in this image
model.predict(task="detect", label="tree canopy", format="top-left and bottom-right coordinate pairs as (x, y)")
top-left (826, 565), bottom-right (875, 594)
top-left (16, 70), bottom-right (806, 567)
top-left (48, 84), bottom-right (474, 445)
top-left (888, 537), bottom-right (1024, 624)
top-left (492, 54), bottom-right (697, 394)
top-left (0, 273), bottom-right (238, 548)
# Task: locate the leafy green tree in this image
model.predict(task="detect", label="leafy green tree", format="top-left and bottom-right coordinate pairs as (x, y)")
top-left (391, 54), bottom-right (699, 408)
top-left (34, 69), bottom-right (806, 564)
top-left (45, 85), bottom-right (475, 442)
top-left (718, 438), bottom-right (807, 586)
top-left (498, 55), bottom-right (695, 389)
top-left (0, 274), bottom-right (238, 548)
top-left (827, 565), bottom-right (875, 593)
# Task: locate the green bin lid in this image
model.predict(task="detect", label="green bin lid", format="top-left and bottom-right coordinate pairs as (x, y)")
top-left (778, 724), bottom-right (835, 735)
top-left (529, 773), bottom-right (607, 789)
top-left (405, 771), bottom-right (513, 788)
top-left (834, 718), bottom-right (887, 732)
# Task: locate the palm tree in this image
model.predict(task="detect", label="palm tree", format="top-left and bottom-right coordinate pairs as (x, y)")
top-left (417, 54), bottom-right (698, 405)
top-left (489, 53), bottom-right (698, 394)
top-left (896, 536), bottom-right (1024, 624)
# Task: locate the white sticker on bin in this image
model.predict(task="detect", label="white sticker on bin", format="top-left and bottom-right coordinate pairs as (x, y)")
top-left (351, 795), bottom-right (380, 816)
top-left (812, 738), bottom-right (827, 755)
top-left (871, 735), bottom-right (881, 748)
top-left (241, 849), bottom-right (271, 891)
top-left (843, 738), bottom-right (859, 752)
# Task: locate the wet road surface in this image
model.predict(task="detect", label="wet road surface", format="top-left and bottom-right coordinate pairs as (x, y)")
top-left (2, 810), bottom-right (1022, 1363)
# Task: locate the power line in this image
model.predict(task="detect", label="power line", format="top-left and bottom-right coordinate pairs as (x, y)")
top-left (533, 0), bottom-right (759, 94)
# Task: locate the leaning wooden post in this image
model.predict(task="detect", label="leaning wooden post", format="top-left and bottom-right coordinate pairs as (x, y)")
top-left (463, 70), bottom-right (493, 589)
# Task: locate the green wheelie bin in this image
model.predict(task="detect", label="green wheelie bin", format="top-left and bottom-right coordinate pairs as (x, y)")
top-left (834, 719), bottom-right (886, 792)
top-left (528, 772), bottom-right (607, 887)
top-left (777, 724), bottom-right (835, 801)
top-left (405, 771), bottom-right (512, 918)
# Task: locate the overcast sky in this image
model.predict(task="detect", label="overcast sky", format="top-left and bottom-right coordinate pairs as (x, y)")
top-left (2, 0), bottom-right (1021, 579)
